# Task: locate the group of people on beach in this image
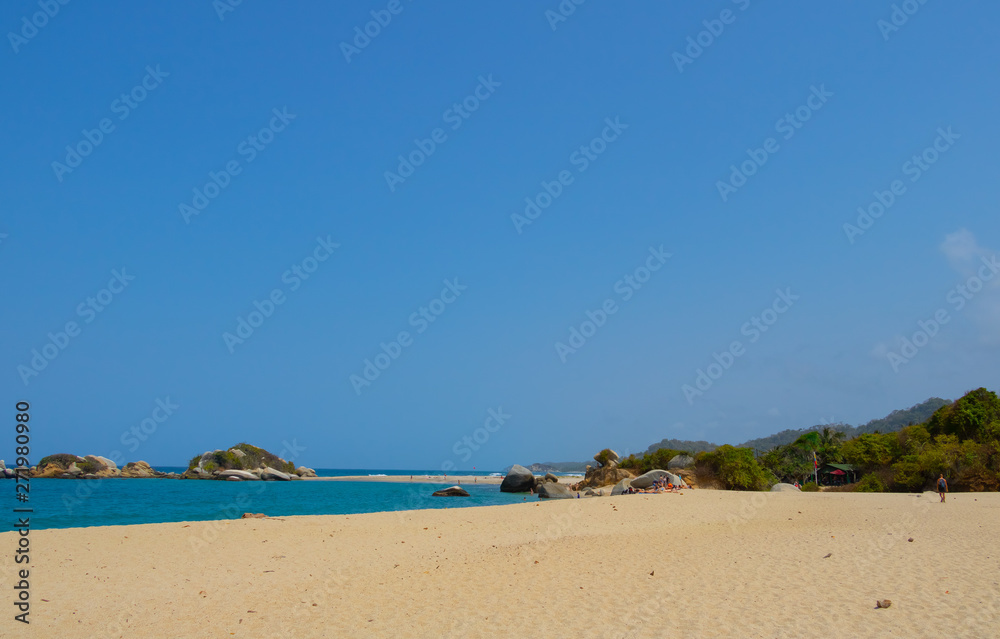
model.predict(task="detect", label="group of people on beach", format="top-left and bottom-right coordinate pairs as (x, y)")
top-left (625, 478), bottom-right (683, 494)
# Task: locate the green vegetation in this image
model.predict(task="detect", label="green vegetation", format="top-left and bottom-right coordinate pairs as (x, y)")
top-left (619, 448), bottom-right (683, 474)
top-left (855, 473), bottom-right (887, 493)
top-left (760, 388), bottom-right (1000, 493)
top-left (759, 427), bottom-right (846, 484)
top-left (801, 481), bottom-right (819, 492)
top-left (736, 397), bottom-right (949, 452)
top-left (644, 438), bottom-right (717, 455)
top-left (594, 449), bottom-right (615, 466)
top-left (38, 454), bottom-right (79, 469)
top-left (696, 445), bottom-right (772, 491)
top-left (187, 443), bottom-right (295, 474)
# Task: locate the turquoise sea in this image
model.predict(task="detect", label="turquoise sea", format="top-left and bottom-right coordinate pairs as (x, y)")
top-left (6, 469), bottom-right (581, 531)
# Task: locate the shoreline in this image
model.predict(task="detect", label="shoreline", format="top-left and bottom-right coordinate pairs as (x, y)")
top-left (309, 474), bottom-right (581, 485)
top-left (4, 491), bottom-right (996, 636)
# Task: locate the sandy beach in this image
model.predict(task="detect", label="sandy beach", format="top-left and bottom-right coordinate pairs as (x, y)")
top-left (3, 491), bottom-right (998, 638)
top-left (314, 474), bottom-right (580, 485)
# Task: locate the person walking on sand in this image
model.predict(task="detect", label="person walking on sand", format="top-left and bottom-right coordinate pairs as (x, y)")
top-left (937, 474), bottom-right (948, 502)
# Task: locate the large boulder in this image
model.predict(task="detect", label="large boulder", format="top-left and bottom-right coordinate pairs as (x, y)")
top-left (121, 461), bottom-right (156, 478)
top-left (537, 483), bottom-right (574, 499)
top-left (611, 478), bottom-right (633, 495)
top-left (89, 455), bottom-right (118, 471)
top-left (770, 483), bottom-right (801, 492)
top-left (667, 454), bottom-right (695, 470)
top-left (500, 465), bottom-right (537, 493)
top-left (631, 470), bottom-right (685, 489)
top-left (543, 473), bottom-right (559, 483)
top-left (229, 448), bottom-right (246, 459)
top-left (219, 469), bottom-right (260, 481)
top-left (296, 466), bottom-right (317, 478)
top-left (432, 486), bottom-right (470, 497)
top-left (261, 466), bottom-right (291, 481)
top-left (574, 465), bottom-right (633, 490)
top-left (593, 449), bottom-right (620, 468)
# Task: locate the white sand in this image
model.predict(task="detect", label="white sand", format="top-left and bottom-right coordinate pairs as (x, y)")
top-left (2, 490), bottom-right (997, 637)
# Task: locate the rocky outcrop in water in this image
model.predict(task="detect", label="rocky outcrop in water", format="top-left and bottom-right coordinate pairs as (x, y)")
top-left (500, 464), bottom-right (538, 493)
top-left (432, 486), bottom-right (470, 497)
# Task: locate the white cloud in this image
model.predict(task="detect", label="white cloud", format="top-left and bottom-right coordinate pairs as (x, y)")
top-left (941, 229), bottom-right (1000, 344)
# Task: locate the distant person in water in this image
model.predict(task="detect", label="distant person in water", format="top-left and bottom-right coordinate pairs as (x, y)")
top-left (937, 474), bottom-right (948, 502)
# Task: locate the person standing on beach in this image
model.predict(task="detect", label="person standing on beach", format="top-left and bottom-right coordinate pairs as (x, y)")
top-left (937, 474), bottom-right (948, 502)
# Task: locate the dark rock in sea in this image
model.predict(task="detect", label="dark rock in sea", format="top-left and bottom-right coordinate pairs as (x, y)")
top-left (537, 483), bottom-right (573, 499)
top-left (500, 465), bottom-right (537, 493)
top-left (432, 486), bottom-right (470, 497)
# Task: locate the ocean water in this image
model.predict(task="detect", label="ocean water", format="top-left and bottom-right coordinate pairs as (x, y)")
top-left (5, 469), bottom-right (562, 531)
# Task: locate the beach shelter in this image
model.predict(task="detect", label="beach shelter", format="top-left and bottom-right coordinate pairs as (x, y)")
top-left (819, 463), bottom-right (858, 484)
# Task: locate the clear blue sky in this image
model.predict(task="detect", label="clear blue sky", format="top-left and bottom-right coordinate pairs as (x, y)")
top-left (3, 1), bottom-right (999, 469)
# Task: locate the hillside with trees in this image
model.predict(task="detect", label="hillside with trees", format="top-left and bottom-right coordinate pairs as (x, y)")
top-left (735, 397), bottom-right (950, 452)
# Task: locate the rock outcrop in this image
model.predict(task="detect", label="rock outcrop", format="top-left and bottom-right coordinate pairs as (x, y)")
top-left (500, 465), bottom-right (537, 493)
top-left (432, 486), bottom-right (470, 497)
top-left (543, 472), bottom-right (559, 483)
top-left (296, 466), bottom-right (317, 478)
top-left (121, 461), bottom-right (157, 478)
top-left (630, 469), bottom-right (686, 489)
top-left (573, 465), bottom-right (633, 490)
top-left (219, 469), bottom-right (260, 481)
top-left (261, 467), bottom-right (291, 481)
top-left (536, 482), bottom-right (574, 499)
top-left (770, 483), bottom-right (801, 492)
top-left (593, 449), bottom-right (620, 469)
top-left (611, 478), bottom-right (633, 495)
top-left (667, 454), bottom-right (695, 470)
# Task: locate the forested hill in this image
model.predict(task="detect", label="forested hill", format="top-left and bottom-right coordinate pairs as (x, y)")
top-left (734, 397), bottom-right (951, 452)
top-left (642, 438), bottom-right (719, 455)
